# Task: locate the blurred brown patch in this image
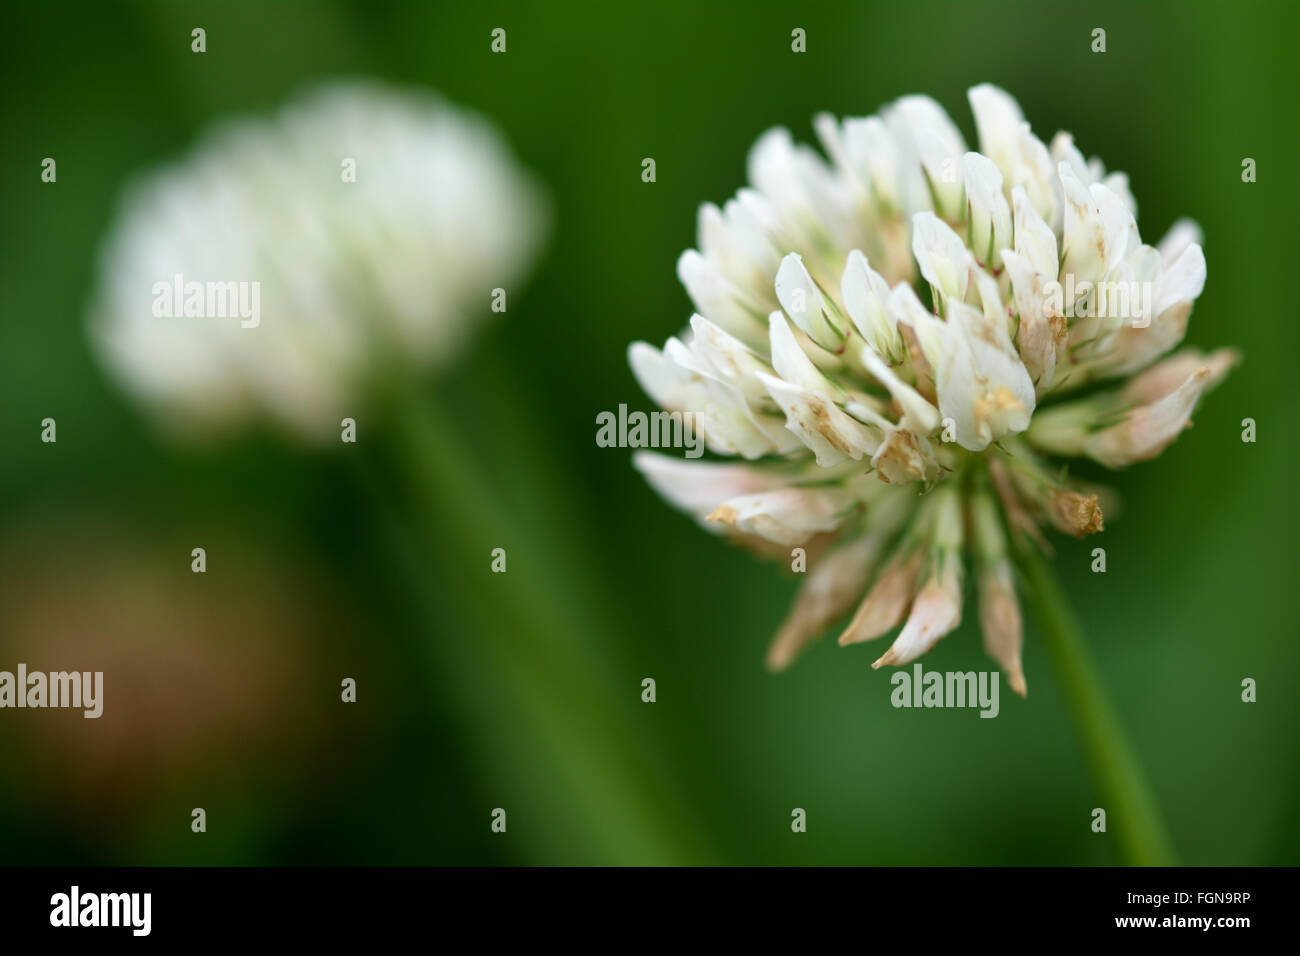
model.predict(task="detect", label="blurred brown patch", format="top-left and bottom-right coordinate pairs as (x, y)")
top-left (0, 510), bottom-right (384, 847)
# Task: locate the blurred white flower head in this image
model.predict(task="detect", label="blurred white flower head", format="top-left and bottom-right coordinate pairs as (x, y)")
top-left (630, 84), bottom-right (1237, 691)
top-left (90, 80), bottom-right (546, 440)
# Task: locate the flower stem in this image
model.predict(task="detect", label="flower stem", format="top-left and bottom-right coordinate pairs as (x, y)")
top-left (1015, 544), bottom-right (1175, 866)
top-left (374, 381), bottom-right (710, 864)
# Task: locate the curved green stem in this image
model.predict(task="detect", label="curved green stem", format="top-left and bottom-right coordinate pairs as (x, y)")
top-left (1015, 544), bottom-right (1176, 866)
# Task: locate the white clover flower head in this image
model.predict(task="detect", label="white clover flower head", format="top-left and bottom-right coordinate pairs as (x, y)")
top-left (630, 83), bottom-right (1238, 693)
top-left (90, 79), bottom-right (546, 441)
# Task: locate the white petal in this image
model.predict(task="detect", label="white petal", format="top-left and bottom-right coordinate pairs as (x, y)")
top-left (1015, 125), bottom-right (1062, 233)
top-left (1101, 171), bottom-right (1137, 216)
top-left (758, 371), bottom-right (879, 465)
top-left (962, 152), bottom-right (1012, 268)
top-left (767, 310), bottom-right (838, 394)
top-left (1091, 181), bottom-right (1140, 272)
top-left (697, 395), bottom-right (784, 458)
top-left (967, 83), bottom-right (1025, 180)
top-left (707, 486), bottom-right (854, 546)
top-left (1012, 185), bottom-right (1058, 277)
top-left (872, 559), bottom-right (963, 668)
top-left (888, 282), bottom-right (946, 368)
top-left (1155, 242), bottom-right (1206, 318)
top-left (858, 346), bottom-right (940, 432)
top-left (747, 128), bottom-right (849, 248)
top-left (1058, 161), bottom-right (1105, 284)
top-left (662, 335), bottom-right (710, 377)
top-left (775, 252), bottom-right (842, 349)
top-left (1121, 347), bottom-right (1239, 406)
top-left (842, 116), bottom-right (904, 209)
top-left (911, 211), bottom-right (972, 303)
top-left (937, 302), bottom-right (1036, 450)
top-left (1050, 132), bottom-right (1091, 184)
top-left (888, 95), bottom-right (966, 157)
top-left (886, 95), bottom-right (966, 215)
top-left (697, 201), bottom-right (778, 295)
top-left (633, 452), bottom-right (786, 519)
top-left (1084, 367), bottom-right (1213, 467)
top-left (1156, 219), bottom-right (1203, 269)
top-left (975, 269), bottom-right (1014, 342)
top-left (676, 249), bottom-right (766, 346)
top-left (688, 314), bottom-right (770, 402)
top-left (1001, 249), bottom-right (1059, 389)
top-left (746, 128), bottom-right (802, 211)
top-left (628, 341), bottom-right (704, 410)
top-left (841, 249), bottom-right (904, 362)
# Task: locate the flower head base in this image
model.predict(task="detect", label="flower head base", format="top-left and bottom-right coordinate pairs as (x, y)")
top-left (631, 84), bottom-right (1237, 694)
top-left (91, 80), bottom-right (546, 442)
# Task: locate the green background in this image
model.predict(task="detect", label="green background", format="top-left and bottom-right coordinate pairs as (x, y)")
top-left (1, 0), bottom-right (1296, 865)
